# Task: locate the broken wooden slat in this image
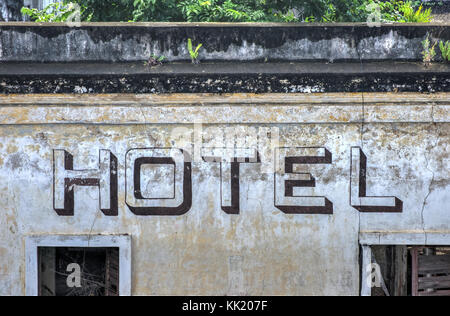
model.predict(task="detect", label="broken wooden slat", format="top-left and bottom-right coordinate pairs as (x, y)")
top-left (418, 254), bottom-right (450, 275)
top-left (105, 248), bottom-right (120, 296)
top-left (393, 246), bottom-right (408, 296)
top-left (412, 248), bottom-right (419, 296)
top-left (412, 247), bottom-right (450, 296)
top-left (418, 275), bottom-right (450, 290)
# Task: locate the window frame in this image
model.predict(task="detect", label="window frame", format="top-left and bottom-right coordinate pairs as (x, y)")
top-left (25, 234), bottom-right (131, 296)
top-left (359, 232), bottom-right (450, 296)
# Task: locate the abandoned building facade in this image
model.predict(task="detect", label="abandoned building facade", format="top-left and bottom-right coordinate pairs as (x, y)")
top-left (0, 22), bottom-right (449, 296)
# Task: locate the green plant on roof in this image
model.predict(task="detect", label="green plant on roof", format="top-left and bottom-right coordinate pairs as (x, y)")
top-left (439, 41), bottom-right (450, 63)
top-left (145, 54), bottom-right (166, 67)
top-left (421, 35), bottom-right (437, 68)
top-left (187, 38), bottom-right (203, 64)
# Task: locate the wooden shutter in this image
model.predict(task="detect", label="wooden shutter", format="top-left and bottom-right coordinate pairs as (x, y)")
top-left (412, 247), bottom-right (450, 296)
top-left (105, 248), bottom-right (120, 296)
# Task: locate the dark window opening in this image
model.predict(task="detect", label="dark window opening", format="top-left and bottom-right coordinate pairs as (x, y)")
top-left (364, 246), bottom-right (450, 296)
top-left (38, 247), bottom-right (119, 296)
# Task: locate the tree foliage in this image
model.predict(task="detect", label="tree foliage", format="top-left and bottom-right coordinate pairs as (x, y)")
top-left (21, 0), bottom-right (433, 23)
top-left (21, 2), bottom-right (80, 22)
top-left (74, 0), bottom-right (134, 22)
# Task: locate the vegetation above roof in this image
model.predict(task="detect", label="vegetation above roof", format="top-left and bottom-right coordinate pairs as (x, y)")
top-left (21, 0), bottom-right (435, 23)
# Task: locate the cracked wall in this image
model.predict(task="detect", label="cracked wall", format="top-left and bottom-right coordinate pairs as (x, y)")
top-left (0, 93), bottom-right (448, 295)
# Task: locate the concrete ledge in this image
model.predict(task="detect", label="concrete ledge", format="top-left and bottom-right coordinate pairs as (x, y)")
top-left (0, 23), bottom-right (449, 63)
top-left (0, 62), bottom-right (448, 93)
top-left (359, 232), bottom-right (450, 245)
top-left (2, 92), bottom-right (448, 105)
top-left (0, 61), bottom-right (448, 75)
top-left (1, 23), bottom-right (448, 93)
top-left (0, 93), bottom-right (448, 125)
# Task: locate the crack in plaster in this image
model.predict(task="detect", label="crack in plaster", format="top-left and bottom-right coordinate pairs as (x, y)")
top-left (421, 124), bottom-right (439, 245)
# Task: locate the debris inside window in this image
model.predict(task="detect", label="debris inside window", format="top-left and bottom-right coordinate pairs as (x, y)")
top-left (38, 247), bottom-right (119, 296)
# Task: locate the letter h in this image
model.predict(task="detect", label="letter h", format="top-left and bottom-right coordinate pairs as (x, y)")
top-left (53, 149), bottom-right (118, 216)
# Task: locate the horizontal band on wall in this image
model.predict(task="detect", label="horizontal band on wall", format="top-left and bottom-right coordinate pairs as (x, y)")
top-left (0, 93), bottom-right (448, 125)
top-left (360, 232), bottom-right (450, 245)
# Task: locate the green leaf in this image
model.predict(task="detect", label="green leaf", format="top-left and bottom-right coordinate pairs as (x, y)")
top-left (440, 41), bottom-right (450, 61)
top-left (194, 43), bottom-right (203, 54)
top-left (188, 38), bottom-right (193, 54)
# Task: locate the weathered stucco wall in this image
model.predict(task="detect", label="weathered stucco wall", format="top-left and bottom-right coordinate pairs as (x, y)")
top-left (0, 23), bottom-right (449, 296)
top-left (0, 93), bottom-right (448, 295)
top-left (1, 23), bottom-right (449, 63)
